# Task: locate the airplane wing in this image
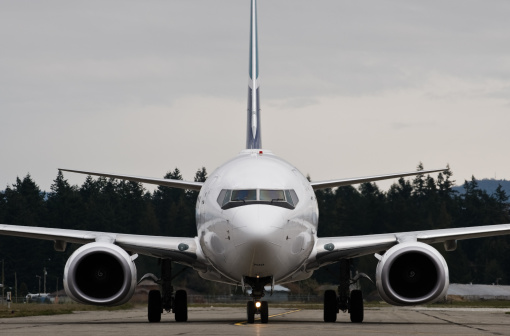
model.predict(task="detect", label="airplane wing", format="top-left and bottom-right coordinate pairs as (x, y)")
top-left (0, 224), bottom-right (208, 272)
top-left (305, 223), bottom-right (510, 271)
top-left (310, 168), bottom-right (446, 190)
top-left (59, 168), bottom-right (204, 191)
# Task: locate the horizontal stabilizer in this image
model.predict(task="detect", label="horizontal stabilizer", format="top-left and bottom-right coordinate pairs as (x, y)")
top-left (310, 168), bottom-right (447, 190)
top-left (59, 168), bottom-right (203, 191)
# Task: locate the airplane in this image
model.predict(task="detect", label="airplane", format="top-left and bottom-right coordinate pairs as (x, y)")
top-left (2, 0), bottom-right (510, 325)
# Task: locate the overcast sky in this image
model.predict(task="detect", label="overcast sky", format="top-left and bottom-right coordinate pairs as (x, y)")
top-left (1, 0), bottom-right (510, 193)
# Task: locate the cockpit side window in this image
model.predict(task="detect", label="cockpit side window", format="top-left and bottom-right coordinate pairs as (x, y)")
top-left (284, 190), bottom-right (295, 207)
top-left (217, 189), bottom-right (299, 210)
top-left (216, 189), bottom-right (232, 207)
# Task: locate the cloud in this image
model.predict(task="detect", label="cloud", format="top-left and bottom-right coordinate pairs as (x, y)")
top-left (1, 0), bottom-right (510, 191)
top-left (391, 121), bottom-right (437, 131)
top-left (267, 97), bottom-right (320, 109)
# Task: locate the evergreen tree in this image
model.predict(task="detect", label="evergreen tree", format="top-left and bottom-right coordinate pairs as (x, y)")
top-left (437, 164), bottom-right (456, 198)
top-left (2, 162), bottom-right (510, 292)
top-left (494, 184), bottom-right (509, 221)
top-left (186, 167), bottom-right (208, 205)
top-left (0, 189), bottom-right (6, 224)
top-left (333, 185), bottom-right (362, 236)
top-left (436, 165), bottom-right (457, 229)
top-left (153, 168), bottom-right (187, 236)
top-left (47, 171), bottom-right (82, 230)
top-left (3, 174), bottom-right (46, 227)
top-left (0, 175), bottom-right (56, 294)
top-left (412, 162), bottom-right (426, 199)
top-left (116, 180), bottom-right (151, 234)
top-left (357, 182), bottom-right (386, 234)
top-left (194, 167), bottom-right (207, 183)
top-left (386, 178), bottom-right (415, 232)
top-left (316, 187), bottom-right (338, 237)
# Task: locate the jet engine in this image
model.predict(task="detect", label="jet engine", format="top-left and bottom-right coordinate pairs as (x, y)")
top-left (375, 242), bottom-right (449, 306)
top-left (63, 242), bottom-right (137, 306)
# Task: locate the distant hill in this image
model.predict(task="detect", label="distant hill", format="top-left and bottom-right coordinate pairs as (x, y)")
top-left (453, 179), bottom-right (510, 196)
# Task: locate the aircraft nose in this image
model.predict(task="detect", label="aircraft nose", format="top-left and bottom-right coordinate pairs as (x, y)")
top-left (228, 205), bottom-right (288, 278)
top-left (230, 205), bottom-right (286, 244)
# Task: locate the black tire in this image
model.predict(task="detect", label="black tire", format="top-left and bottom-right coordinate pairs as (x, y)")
top-left (174, 289), bottom-right (188, 322)
top-left (247, 301), bottom-right (255, 324)
top-left (349, 290), bottom-right (364, 323)
top-left (260, 301), bottom-right (269, 324)
top-left (323, 289), bottom-right (337, 323)
top-left (148, 290), bottom-right (162, 323)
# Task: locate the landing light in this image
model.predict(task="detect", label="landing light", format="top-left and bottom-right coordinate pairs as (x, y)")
top-left (255, 301), bottom-right (261, 308)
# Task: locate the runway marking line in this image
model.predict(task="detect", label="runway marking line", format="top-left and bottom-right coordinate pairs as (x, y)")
top-left (235, 309), bottom-right (302, 326)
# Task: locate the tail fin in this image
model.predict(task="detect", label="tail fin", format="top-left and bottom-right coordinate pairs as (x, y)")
top-left (246, 0), bottom-right (262, 149)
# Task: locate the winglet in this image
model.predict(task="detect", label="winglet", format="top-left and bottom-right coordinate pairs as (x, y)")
top-left (246, 0), bottom-right (262, 149)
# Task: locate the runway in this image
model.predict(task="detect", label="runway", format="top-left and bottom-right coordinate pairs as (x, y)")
top-left (0, 306), bottom-right (509, 335)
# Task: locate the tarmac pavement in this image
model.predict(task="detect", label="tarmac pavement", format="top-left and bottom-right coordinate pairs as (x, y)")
top-left (0, 306), bottom-right (509, 335)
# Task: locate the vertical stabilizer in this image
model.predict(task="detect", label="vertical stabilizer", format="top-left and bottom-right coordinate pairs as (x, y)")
top-left (246, 0), bottom-right (262, 149)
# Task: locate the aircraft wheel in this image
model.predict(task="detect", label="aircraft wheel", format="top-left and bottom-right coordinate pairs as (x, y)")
top-left (260, 301), bottom-right (269, 323)
top-left (148, 290), bottom-right (162, 323)
top-left (247, 301), bottom-right (255, 324)
top-left (349, 290), bottom-right (364, 323)
top-left (323, 290), bottom-right (337, 322)
top-left (174, 290), bottom-right (188, 322)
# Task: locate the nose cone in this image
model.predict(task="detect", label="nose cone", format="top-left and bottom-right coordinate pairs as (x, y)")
top-left (230, 205), bottom-right (287, 277)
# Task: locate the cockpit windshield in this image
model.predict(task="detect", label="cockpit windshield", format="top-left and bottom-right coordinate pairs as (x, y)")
top-left (217, 189), bottom-right (299, 210)
top-left (259, 189), bottom-right (285, 202)
top-left (231, 189), bottom-right (257, 201)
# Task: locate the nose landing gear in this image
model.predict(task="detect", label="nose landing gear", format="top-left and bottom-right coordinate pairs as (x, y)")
top-left (247, 300), bottom-right (269, 323)
top-left (244, 276), bottom-right (272, 324)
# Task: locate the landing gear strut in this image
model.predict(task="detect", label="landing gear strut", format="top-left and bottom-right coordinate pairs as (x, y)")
top-left (323, 259), bottom-right (368, 323)
top-left (146, 259), bottom-right (188, 322)
top-left (244, 276), bottom-right (271, 324)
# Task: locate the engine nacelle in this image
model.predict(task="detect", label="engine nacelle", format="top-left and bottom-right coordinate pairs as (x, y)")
top-left (376, 242), bottom-right (449, 306)
top-left (64, 242), bottom-right (137, 306)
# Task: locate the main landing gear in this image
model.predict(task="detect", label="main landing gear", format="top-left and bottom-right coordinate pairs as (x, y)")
top-left (323, 259), bottom-right (369, 323)
top-left (245, 276), bottom-right (271, 324)
top-left (146, 259), bottom-right (188, 323)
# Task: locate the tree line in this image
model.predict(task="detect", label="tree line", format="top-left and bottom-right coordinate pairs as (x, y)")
top-left (0, 163), bottom-right (509, 297)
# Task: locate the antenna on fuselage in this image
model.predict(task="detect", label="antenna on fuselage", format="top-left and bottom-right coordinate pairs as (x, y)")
top-left (246, 0), bottom-right (262, 149)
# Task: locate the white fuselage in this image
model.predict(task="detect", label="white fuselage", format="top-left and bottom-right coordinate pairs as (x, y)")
top-left (196, 149), bottom-right (319, 285)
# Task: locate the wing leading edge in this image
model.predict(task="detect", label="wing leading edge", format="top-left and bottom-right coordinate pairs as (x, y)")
top-left (306, 223), bottom-right (510, 271)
